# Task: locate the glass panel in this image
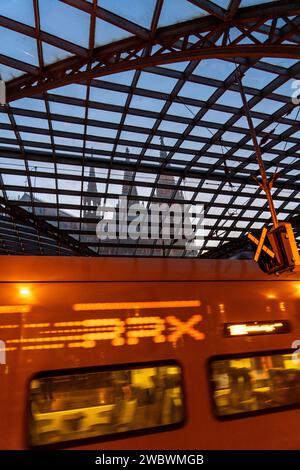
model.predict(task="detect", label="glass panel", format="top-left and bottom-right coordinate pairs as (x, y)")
top-left (203, 109), bottom-right (233, 123)
top-left (29, 362), bottom-right (184, 446)
top-left (194, 59), bottom-right (236, 80)
top-left (94, 18), bottom-right (132, 47)
top-left (240, 0), bottom-right (278, 6)
top-left (252, 99), bottom-right (284, 114)
top-left (0, 0), bottom-right (35, 26)
top-left (210, 0), bottom-right (231, 8)
top-left (42, 42), bottom-right (73, 66)
top-left (13, 97), bottom-right (46, 112)
top-left (97, 71), bottom-right (135, 86)
top-left (49, 84), bottom-right (86, 100)
top-left (210, 351), bottom-right (300, 418)
top-left (89, 87), bottom-right (127, 106)
top-left (88, 108), bottom-right (121, 124)
top-left (130, 95), bottom-right (165, 112)
top-left (179, 82), bottom-right (216, 101)
top-left (158, 0), bottom-right (208, 28)
top-left (14, 115), bottom-right (49, 129)
top-left (99, 0), bottom-right (156, 29)
top-left (137, 72), bottom-right (177, 93)
top-left (241, 68), bottom-right (277, 89)
top-left (0, 26), bottom-right (38, 66)
top-left (0, 64), bottom-right (24, 81)
top-left (262, 58), bottom-right (298, 68)
top-left (0, 111), bottom-right (10, 124)
top-left (49, 102), bottom-right (85, 119)
top-left (39, 0), bottom-right (90, 48)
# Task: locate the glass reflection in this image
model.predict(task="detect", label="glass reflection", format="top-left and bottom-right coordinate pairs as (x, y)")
top-left (29, 364), bottom-right (184, 445)
top-left (211, 352), bottom-right (300, 417)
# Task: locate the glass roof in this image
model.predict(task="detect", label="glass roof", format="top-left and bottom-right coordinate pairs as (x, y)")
top-left (0, 0), bottom-right (299, 257)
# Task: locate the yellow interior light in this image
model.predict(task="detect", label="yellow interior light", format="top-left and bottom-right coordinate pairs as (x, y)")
top-left (0, 305), bottom-right (31, 314)
top-left (73, 300), bottom-right (201, 311)
top-left (229, 324), bottom-right (248, 336)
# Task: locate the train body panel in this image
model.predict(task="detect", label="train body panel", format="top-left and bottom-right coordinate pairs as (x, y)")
top-left (0, 257), bottom-right (300, 449)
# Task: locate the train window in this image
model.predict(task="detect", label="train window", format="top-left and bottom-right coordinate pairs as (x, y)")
top-left (209, 350), bottom-right (300, 419)
top-left (28, 362), bottom-right (185, 446)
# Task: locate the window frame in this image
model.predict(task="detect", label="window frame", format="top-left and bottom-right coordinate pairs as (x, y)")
top-left (27, 359), bottom-right (187, 449)
top-left (208, 348), bottom-right (300, 421)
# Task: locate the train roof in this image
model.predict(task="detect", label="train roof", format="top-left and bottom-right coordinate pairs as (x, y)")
top-left (0, 256), bottom-right (299, 282)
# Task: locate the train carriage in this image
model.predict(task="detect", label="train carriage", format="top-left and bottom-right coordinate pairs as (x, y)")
top-left (0, 256), bottom-right (300, 449)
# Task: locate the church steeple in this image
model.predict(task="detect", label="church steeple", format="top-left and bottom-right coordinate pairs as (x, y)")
top-left (83, 159), bottom-right (100, 217)
top-left (159, 136), bottom-right (167, 158)
top-left (87, 166), bottom-right (98, 194)
top-left (157, 137), bottom-right (184, 200)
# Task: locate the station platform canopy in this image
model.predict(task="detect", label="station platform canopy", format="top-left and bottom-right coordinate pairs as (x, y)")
top-left (0, 0), bottom-right (299, 258)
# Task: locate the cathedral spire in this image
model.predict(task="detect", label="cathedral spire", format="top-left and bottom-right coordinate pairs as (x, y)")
top-left (156, 137), bottom-right (184, 200)
top-left (83, 154), bottom-right (100, 217)
top-left (159, 136), bottom-right (168, 159)
top-left (87, 165), bottom-right (98, 194)
top-left (122, 147), bottom-right (138, 198)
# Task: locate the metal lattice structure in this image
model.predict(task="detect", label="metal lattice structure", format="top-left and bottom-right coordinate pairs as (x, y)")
top-left (0, 0), bottom-right (300, 257)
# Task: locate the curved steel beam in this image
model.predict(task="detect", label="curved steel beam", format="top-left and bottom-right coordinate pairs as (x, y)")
top-left (5, 1), bottom-right (300, 102)
top-left (7, 44), bottom-right (300, 103)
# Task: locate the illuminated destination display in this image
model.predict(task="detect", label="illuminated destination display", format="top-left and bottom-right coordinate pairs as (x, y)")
top-left (224, 320), bottom-right (290, 337)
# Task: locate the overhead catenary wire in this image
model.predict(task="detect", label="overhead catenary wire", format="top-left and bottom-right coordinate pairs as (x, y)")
top-left (177, 96), bottom-right (233, 187)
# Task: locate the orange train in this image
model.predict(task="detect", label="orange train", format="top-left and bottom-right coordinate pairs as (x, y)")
top-left (0, 256), bottom-right (300, 450)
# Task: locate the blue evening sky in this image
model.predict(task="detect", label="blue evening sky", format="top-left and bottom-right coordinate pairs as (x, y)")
top-left (0, 0), bottom-right (297, 225)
